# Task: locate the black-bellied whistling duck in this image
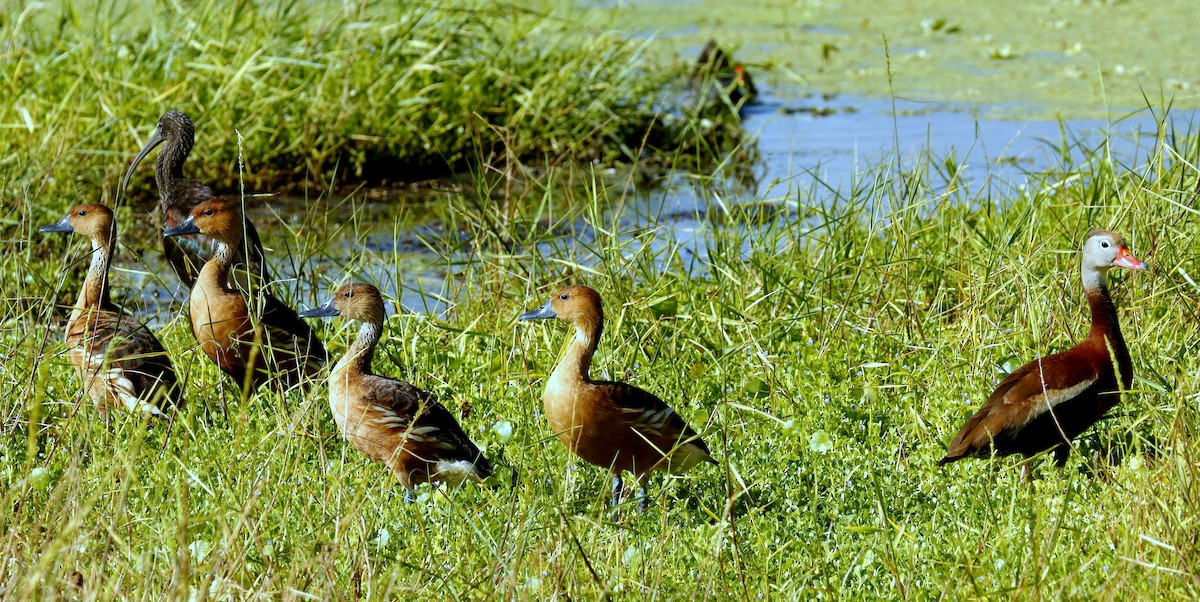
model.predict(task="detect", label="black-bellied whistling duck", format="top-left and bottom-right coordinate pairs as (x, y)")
top-left (519, 285), bottom-right (715, 514)
top-left (121, 110), bottom-right (270, 290)
top-left (939, 230), bottom-right (1147, 477)
top-left (300, 283), bottom-right (493, 501)
top-left (689, 39), bottom-right (758, 107)
top-left (41, 204), bottom-right (182, 419)
top-left (163, 199), bottom-right (326, 393)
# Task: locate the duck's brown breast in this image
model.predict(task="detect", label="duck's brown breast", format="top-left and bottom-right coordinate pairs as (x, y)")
top-left (190, 278), bottom-right (261, 386)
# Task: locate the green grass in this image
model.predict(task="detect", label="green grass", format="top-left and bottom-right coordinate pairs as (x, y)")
top-left (4, 1), bottom-right (1200, 600)
top-left (1, 0), bottom-right (739, 205)
top-left (5, 121), bottom-right (1199, 598)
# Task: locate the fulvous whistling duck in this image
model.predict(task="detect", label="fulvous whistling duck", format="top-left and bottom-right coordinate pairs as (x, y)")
top-left (519, 285), bottom-right (715, 513)
top-left (41, 204), bottom-right (182, 419)
top-left (122, 110), bottom-right (270, 290)
top-left (300, 283), bottom-right (493, 501)
top-left (939, 230), bottom-right (1147, 478)
top-left (163, 199), bottom-right (327, 393)
top-left (689, 39), bottom-right (757, 107)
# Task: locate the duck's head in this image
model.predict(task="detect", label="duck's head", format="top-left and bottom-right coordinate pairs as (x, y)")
top-left (519, 285), bottom-right (604, 328)
top-left (301, 283), bottom-right (386, 325)
top-left (163, 199), bottom-right (242, 243)
top-left (40, 203), bottom-right (115, 239)
top-left (123, 110), bottom-right (195, 191)
top-left (1082, 229), bottom-right (1147, 273)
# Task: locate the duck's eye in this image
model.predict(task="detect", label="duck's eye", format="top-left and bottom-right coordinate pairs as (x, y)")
top-left (342, 291), bottom-right (352, 298)
top-left (76, 210), bottom-right (86, 216)
top-left (1101, 241), bottom-right (1109, 248)
top-left (559, 293), bottom-right (570, 300)
top-left (202, 209), bottom-right (214, 216)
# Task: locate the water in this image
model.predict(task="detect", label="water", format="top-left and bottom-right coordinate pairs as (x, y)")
top-left (743, 91), bottom-right (1181, 203)
top-left (118, 87), bottom-right (1193, 322)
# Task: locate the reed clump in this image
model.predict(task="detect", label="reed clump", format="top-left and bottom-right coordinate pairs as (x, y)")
top-left (1, 0), bottom-right (741, 202)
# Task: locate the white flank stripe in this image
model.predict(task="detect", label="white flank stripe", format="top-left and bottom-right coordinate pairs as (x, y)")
top-left (105, 369), bottom-right (167, 418)
top-left (1015, 378), bottom-right (1096, 426)
top-left (434, 460), bottom-right (479, 486)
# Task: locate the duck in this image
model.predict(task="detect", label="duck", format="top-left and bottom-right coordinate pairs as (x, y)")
top-left (689, 39), bottom-right (758, 108)
top-left (163, 198), bottom-right (326, 393)
top-left (40, 203), bottom-right (183, 419)
top-left (938, 230), bottom-right (1147, 478)
top-left (300, 283), bottom-right (493, 501)
top-left (121, 110), bottom-right (270, 290)
top-left (519, 285), bottom-right (715, 514)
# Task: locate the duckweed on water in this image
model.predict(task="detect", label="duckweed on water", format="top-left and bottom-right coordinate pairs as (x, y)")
top-left (598, 0), bottom-right (1200, 118)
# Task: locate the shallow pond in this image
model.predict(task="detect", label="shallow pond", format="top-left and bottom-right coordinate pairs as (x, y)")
top-left (117, 87), bottom-right (1192, 323)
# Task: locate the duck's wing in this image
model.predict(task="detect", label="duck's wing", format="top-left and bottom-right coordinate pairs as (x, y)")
top-left (110, 315), bottom-right (184, 413)
top-left (70, 310), bottom-right (181, 417)
top-left (260, 292), bottom-right (329, 378)
top-left (596, 380), bottom-right (715, 461)
top-left (364, 376), bottom-right (493, 477)
top-left (940, 350), bottom-right (1100, 463)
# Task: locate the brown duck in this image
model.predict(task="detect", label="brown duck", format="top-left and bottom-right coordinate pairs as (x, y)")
top-left (301, 283), bottom-right (493, 501)
top-left (520, 285), bottom-right (715, 513)
top-left (939, 230), bottom-right (1147, 478)
top-left (41, 203), bottom-right (182, 419)
top-left (163, 199), bottom-right (326, 393)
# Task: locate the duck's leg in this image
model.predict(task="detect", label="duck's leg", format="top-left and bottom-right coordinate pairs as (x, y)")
top-left (610, 474), bottom-right (624, 521)
top-left (636, 473), bottom-right (651, 513)
top-left (1052, 445), bottom-right (1070, 467)
top-left (403, 487), bottom-right (415, 504)
top-left (211, 369), bottom-right (229, 420)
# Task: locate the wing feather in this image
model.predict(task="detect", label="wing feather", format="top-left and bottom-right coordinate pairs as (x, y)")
top-left (595, 381), bottom-right (714, 460)
top-left (362, 376), bottom-right (493, 478)
top-left (942, 350), bottom-right (1100, 462)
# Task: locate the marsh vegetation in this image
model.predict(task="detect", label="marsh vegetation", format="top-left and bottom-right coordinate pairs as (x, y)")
top-left (2, 0), bottom-right (1199, 599)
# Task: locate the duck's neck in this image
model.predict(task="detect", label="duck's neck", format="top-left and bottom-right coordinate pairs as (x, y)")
top-left (198, 238), bottom-right (237, 293)
top-left (155, 138), bottom-right (189, 209)
top-left (551, 318), bottom-right (602, 386)
top-left (337, 320), bottom-right (381, 377)
top-left (1083, 266), bottom-right (1124, 347)
top-left (78, 229), bottom-right (115, 311)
